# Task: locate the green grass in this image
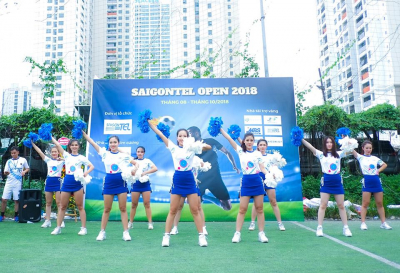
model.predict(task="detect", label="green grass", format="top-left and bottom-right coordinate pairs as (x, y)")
top-left (85, 200), bottom-right (304, 221)
top-left (1, 220), bottom-right (399, 273)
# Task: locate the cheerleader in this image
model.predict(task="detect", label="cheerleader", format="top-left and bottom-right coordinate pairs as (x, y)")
top-left (50, 137), bottom-right (94, 236)
top-left (170, 156), bottom-right (208, 236)
top-left (31, 142), bottom-right (65, 228)
top-left (148, 121), bottom-right (211, 247)
top-left (220, 129), bottom-right (269, 243)
top-left (352, 140), bottom-right (391, 230)
top-left (82, 132), bottom-right (137, 241)
top-left (302, 137), bottom-right (352, 237)
top-left (128, 146), bottom-right (158, 230)
top-left (247, 139), bottom-right (285, 231)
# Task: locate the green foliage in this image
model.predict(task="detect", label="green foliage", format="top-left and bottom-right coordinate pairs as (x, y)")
top-left (294, 84), bottom-right (312, 117)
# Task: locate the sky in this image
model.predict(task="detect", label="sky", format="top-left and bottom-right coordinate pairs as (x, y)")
top-left (0, 0), bottom-right (323, 110)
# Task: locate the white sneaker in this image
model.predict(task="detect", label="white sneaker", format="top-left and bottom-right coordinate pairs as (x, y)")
top-left (41, 220), bottom-right (51, 228)
top-left (232, 231), bottom-right (241, 243)
top-left (343, 226), bottom-right (352, 237)
top-left (162, 233), bottom-right (170, 247)
top-left (148, 223), bottom-right (154, 230)
top-left (170, 226), bottom-right (178, 235)
top-left (278, 222), bottom-right (286, 231)
top-left (380, 222), bottom-right (392, 230)
top-left (360, 222), bottom-right (368, 230)
top-left (96, 230), bottom-right (106, 241)
top-left (122, 230), bottom-right (131, 241)
top-left (248, 221), bottom-right (255, 231)
top-left (61, 221), bottom-right (65, 228)
top-left (198, 233), bottom-right (208, 247)
top-left (316, 226), bottom-right (323, 237)
top-left (51, 227), bottom-right (61, 235)
top-left (78, 227), bottom-right (87, 236)
top-left (128, 221), bottom-right (133, 229)
top-left (203, 226), bottom-right (208, 235)
top-left (258, 231), bottom-right (269, 243)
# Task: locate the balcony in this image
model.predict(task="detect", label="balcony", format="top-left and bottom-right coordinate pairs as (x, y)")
top-left (347, 72), bottom-right (352, 78)
top-left (342, 12), bottom-right (347, 20)
top-left (359, 45), bottom-right (366, 53)
top-left (346, 59), bottom-right (351, 67)
top-left (107, 12), bottom-right (117, 16)
top-left (360, 58), bottom-right (368, 67)
top-left (323, 27), bottom-right (327, 34)
top-left (363, 86), bottom-right (370, 93)
top-left (106, 50), bottom-right (116, 54)
top-left (361, 72), bottom-right (369, 80)
top-left (355, 6), bottom-right (363, 15)
top-left (358, 31), bottom-right (365, 41)
top-left (356, 18), bottom-right (364, 28)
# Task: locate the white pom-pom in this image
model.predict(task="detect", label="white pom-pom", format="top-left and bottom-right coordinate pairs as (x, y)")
top-left (270, 166), bottom-right (284, 182)
top-left (121, 167), bottom-right (135, 188)
top-left (139, 175), bottom-right (150, 183)
top-left (183, 137), bottom-right (205, 154)
top-left (263, 172), bottom-right (275, 187)
top-left (200, 162), bottom-right (212, 172)
top-left (192, 156), bottom-right (202, 169)
top-left (270, 152), bottom-right (287, 169)
top-left (73, 168), bottom-right (92, 185)
top-left (339, 136), bottom-right (358, 153)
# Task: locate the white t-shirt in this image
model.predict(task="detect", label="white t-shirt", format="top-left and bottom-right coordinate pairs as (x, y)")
top-left (63, 151), bottom-right (91, 175)
top-left (356, 153), bottom-right (384, 175)
top-left (44, 156), bottom-right (64, 177)
top-left (235, 146), bottom-right (263, 175)
top-left (4, 157), bottom-right (29, 184)
top-left (260, 154), bottom-right (273, 172)
top-left (315, 149), bottom-right (345, 174)
top-left (98, 148), bottom-right (132, 174)
top-left (136, 158), bottom-right (155, 174)
top-left (167, 140), bottom-right (195, 171)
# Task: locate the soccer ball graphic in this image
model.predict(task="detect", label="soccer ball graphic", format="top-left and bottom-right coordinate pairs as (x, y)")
top-left (159, 116), bottom-right (175, 130)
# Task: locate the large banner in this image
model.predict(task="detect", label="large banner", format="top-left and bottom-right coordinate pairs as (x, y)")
top-left (85, 78), bottom-right (304, 221)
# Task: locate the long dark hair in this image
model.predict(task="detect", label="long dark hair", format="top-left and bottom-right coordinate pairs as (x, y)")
top-left (241, 132), bottom-right (255, 152)
top-left (176, 128), bottom-right (189, 145)
top-left (67, 139), bottom-right (80, 153)
top-left (256, 139), bottom-right (268, 151)
top-left (361, 140), bottom-right (372, 155)
top-left (135, 146), bottom-right (145, 160)
top-left (322, 136), bottom-right (339, 158)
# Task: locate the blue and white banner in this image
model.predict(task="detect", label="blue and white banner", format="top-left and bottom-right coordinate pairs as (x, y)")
top-left (85, 78), bottom-right (303, 221)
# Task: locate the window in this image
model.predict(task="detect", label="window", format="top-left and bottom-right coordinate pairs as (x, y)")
top-left (58, 44), bottom-right (63, 49)
top-left (183, 25), bottom-right (187, 30)
top-left (208, 12), bottom-right (212, 17)
top-left (46, 21), bottom-right (51, 26)
top-left (184, 51), bottom-right (187, 57)
top-left (183, 16), bottom-right (187, 21)
top-left (196, 36), bottom-right (200, 41)
top-left (196, 45), bottom-right (200, 50)
top-left (56, 100), bottom-right (61, 105)
top-left (183, 34), bottom-right (187, 39)
top-left (58, 36), bottom-right (63, 41)
top-left (183, 8), bottom-right (187, 13)
top-left (56, 92), bottom-right (61, 96)
top-left (59, 13), bottom-right (64, 18)
top-left (208, 30), bottom-right (212, 35)
top-left (47, 14), bottom-right (52, 18)
top-left (59, 21), bottom-right (64, 25)
top-left (184, 43), bottom-right (187, 48)
top-left (57, 52), bottom-right (62, 56)
top-left (58, 29), bottom-right (63, 33)
top-left (46, 44), bottom-right (51, 49)
top-left (45, 52), bottom-right (50, 57)
top-left (46, 37), bottom-right (51, 41)
top-left (208, 39), bottom-right (212, 44)
top-left (208, 3), bottom-right (211, 8)
top-left (208, 21), bottom-right (212, 26)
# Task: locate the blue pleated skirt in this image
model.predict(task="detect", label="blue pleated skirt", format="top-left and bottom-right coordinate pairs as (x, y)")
top-left (103, 173), bottom-right (129, 195)
top-left (45, 176), bottom-right (61, 192)
top-left (320, 173), bottom-right (344, 194)
top-left (362, 175), bottom-right (383, 193)
top-left (131, 180), bottom-right (152, 193)
top-left (61, 174), bottom-right (83, 192)
top-left (259, 172), bottom-right (275, 191)
top-left (240, 174), bottom-right (265, 197)
top-left (171, 170), bottom-right (197, 196)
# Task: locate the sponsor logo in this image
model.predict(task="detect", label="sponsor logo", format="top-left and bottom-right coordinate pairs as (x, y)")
top-left (263, 115), bottom-right (282, 125)
top-left (264, 126), bottom-right (283, 136)
top-left (70, 166), bottom-right (76, 172)
top-left (52, 166), bottom-right (57, 171)
top-left (244, 126), bottom-right (263, 135)
top-left (104, 119), bottom-right (132, 134)
top-left (330, 163), bottom-right (337, 171)
top-left (244, 115), bottom-right (262, 125)
top-left (247, 161), bottom-right (254, 168)
top-left (179, 159), bottom-right (188, 168)
top-left (264, 137), bottom-right (283, 147)
top-left (369, 164), bottom-right (375, 169)
top-left (111, 164), bottom-right (119, 172)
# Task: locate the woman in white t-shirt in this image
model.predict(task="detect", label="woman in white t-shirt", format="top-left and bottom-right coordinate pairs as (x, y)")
top-left (31, 142), bottom-right (65, 229)
top-left (83, 132), bottom-right (137, 241)
top-left (128, 146), bottom-right (158, 230)
top-left (50, 137), bottom-right (94, 236)
top-left (220, 129), bottom-right (270, 244)
top-left (352, 140), bottom-right (391, 230)
top-left (148, 121), bottom-right (211, 247)
top-left (302, 137), bottom-right (352, 237)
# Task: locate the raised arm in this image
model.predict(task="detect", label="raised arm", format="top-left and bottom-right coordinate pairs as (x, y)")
top-left (352, 150), bottom-right (358, 158)
top-left (237, 137), bottom-right (243, 145)
top-left (82, 131), bottom-right (101, 153)
top-left (301, 139), bottom-right (317, 156)
top-left (220, 128), bottom-right (238, 150)
top-left (52, 136), bottom-right (65, 156)
top-left (148, 121), bottom-right (169, 147)
top-left (31, 141), bottom-right (46, 161)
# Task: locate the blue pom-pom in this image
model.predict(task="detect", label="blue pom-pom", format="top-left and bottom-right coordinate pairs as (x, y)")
top-left (208, 117), bottom-right (223, 137)
top-left (156, 123), bottom-right (170, 142)
top-left (137, 109), bottom-right (152, 133)
top-left (28, 132), bottom-right (40, 143)
top-left (290, 126), bottom-right (304, 147)
top-left (227, 124), bottom-right (241, 140)
top-left (336, 127), bottom-right (351, 137)
top-left (23, 139), bottom-right (32, 148)
top-left (72, 120), bottom-right (87, 139)
top-left (38, 123), bottom-right (53, 141)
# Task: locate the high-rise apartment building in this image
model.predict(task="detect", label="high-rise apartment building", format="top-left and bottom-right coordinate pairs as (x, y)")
top-left (31, 0), bottom-right (93, 115)
top-left (316, 0), bottom-right (400, 113)
top-left (1, 84), bottom-right (31, 116)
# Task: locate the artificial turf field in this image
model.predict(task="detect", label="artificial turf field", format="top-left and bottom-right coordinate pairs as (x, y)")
top-left (1, 220), bottom-right (399, 273)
